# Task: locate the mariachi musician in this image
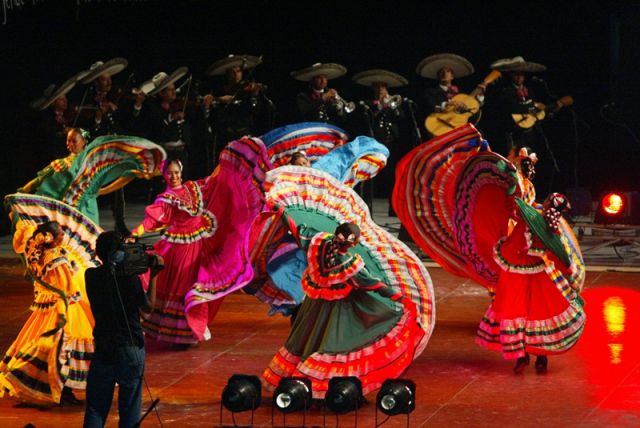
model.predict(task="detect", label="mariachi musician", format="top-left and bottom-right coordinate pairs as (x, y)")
top-left (352, 69), bottom-right (409, 206)
top-left (490, 56), bottom-right (571, 151)
top-left (291, 62), bottom-right (354, 126)
top-left (419, 53), bottom-right (489, 137)
top-left (491, 56), bottom-right (572, 196)
top-left (30, 72), bottom-right (83, 162)
top-left (140, 68), bottom-right (193, 169)
top-left (75, 58), bottom-right (132, 235)
top-left (205, 54), bottom-right (273, 161)
top-left (76, 58), bottom-right (129, 137)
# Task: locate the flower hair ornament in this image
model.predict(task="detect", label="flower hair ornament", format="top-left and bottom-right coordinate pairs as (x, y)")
top-left (76, 128), bottom-right (91, 141)
top-left (544, 193), bottom-right (571, 232)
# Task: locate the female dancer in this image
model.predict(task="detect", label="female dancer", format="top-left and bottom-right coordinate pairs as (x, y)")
top-left (0, 220), bottom-right (95, 405)
top-left (131, 138), bottom-right (270, 345)
top-left (18, 127), bottom-right (165, 224)
top-left (476, 193), bottom-right (585, 373)
top-left (393, 124), bottom-right (585, 373)
top-left (260, 166), bottom-right (435, 398)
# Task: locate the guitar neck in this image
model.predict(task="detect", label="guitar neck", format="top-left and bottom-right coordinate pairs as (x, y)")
top-left (469, 86), bottom-right (484, 98)
top-left (468, 71), bottom-right (501, 99)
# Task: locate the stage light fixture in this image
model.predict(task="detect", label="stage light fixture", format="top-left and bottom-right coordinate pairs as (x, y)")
top-left (221, 374), bottom-right (262, 412)
top-left (602, 192), bottom-right (624, 215)
top-left (272, 377), bottom-right (312, 414)
top-left (594, 191), bottom-right (640, 225)
top-left (325, 376), bottom-right (364, 414)
top-left (376, 379), bottom-right (416, 416)
top-left (219, 374), bottom-right (261, 427)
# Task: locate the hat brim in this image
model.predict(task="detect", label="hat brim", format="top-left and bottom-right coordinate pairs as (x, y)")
top-left (149, 66), bottom-right (189, 96)
top-left (79, 57), bottom-right (129, 84)
top-left (495, 62), bottom-right (547, 73)
top-left (206, 55), bottom-right (262, 76)
top-left (30, 72), bottom-right (82, 110)
top-left (416, 53), bottom-right (474, 79)
top-left (352, 69), bottom-right (408, 88)
top-left (291, 63), bottom-right (347, 81)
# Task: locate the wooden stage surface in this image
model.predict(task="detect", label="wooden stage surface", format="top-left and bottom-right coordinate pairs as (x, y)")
top-left (1, 256), bottom-right (639, 427)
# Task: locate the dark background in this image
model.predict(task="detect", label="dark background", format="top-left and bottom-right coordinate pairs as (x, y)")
top-left (1, 0), bottom-right (638, 226)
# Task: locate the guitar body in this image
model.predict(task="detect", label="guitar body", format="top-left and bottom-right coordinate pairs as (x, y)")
top-left (424, 70), bottom-right (501, 136)
top-left (511, 110), bottom-right (546, 129)
top-left (511, 96), bottom-right (573, 129)
top-left (424, 95), bottom-right (481, 136)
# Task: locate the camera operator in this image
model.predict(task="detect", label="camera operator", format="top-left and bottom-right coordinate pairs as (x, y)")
top-left (83, 231), bottom-right (164, 428)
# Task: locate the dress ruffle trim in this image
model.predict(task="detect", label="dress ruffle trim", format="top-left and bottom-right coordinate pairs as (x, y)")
top-left (476, 301), bottom-right (586, 360)
top-left (263, 297), bottom-right (424, 399)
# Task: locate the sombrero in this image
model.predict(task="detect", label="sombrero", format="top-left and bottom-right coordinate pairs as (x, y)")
top-left (147, 67), bottom-right (189, 96)
top-left (78, 57), bottom-right (128, 84)
top-left (352, 69), bottom-right (408, 88)
top-left (290, 63), bottom-right (347, 82)
top-left (490, 56), bottom-right (547, 73)
top-left (30, 71), bottom-right (84, 110)
top-left (416, 53), bottom-right (474, 79)
top-left (206, 54), bottom-right (262, 76)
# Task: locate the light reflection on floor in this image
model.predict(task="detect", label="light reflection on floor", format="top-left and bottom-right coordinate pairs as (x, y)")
top-left (577, 287), bottom-right (640, 410)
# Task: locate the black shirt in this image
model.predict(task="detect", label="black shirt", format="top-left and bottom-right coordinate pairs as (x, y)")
top-left (85, 265), bottom-right (148, 348)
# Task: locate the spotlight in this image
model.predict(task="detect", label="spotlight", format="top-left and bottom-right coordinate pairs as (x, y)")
top-left (376, 379), bottom-right (416, 418)
top-left (222, 374), bottom-right (262, 412)
top-left (219, 374), bottom-right (261, 427)
top-left (325, 376), bottom-right (363, 414)
top-left (271, 377), bottom-right (313, 428)
top-left (595, 191), bottom-right (640, 225)
top-left (602, 192), bottom-right (624, 215)
top-left (272, 377), bottom-right (312, 413)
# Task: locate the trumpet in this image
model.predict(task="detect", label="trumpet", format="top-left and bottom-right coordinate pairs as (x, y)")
top-left (382, 94), bottom-right (403, 110)
top-left (330, 91), bottom-right (356, 114)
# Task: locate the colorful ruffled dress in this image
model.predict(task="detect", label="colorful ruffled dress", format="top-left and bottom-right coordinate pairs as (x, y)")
top-left (0, 197), bottom-right (101, 405)
top-left (131, 138), bottom-right (270, 344)
top-left (259, 166), bottom-right (435, 398)
top-left (392, 124), bottom-right (586, 360)
top-left (19, 135), bottom-right (165, 224)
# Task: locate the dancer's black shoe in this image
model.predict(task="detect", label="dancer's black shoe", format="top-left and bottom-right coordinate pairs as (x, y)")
top-left (535, 355), bottom-right (548, 374)
top-left (513, 353), bottom-right (530, 374)
top-left (59, 387), bottom-right (83, 406)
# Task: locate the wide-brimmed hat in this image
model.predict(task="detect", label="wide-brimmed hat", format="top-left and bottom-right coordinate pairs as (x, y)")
top-left (78, 57), bottom-right (128, 84)
top-left (147, 67), bottom-right (189, 96)
top-left (352, 69), bottom-right (408, 88)
top-left (490, 56), bottom-right (547, 73)
top-left (290, 62), bottom-right (347, 81)
top-left (416, 53), bottom-right (474, 79)
top-left (206, 54), bottom-right (262, 76)
top-left (30, 71), bottom-right (84, 110)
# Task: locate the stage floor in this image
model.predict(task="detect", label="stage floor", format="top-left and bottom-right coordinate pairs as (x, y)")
top-left (0, 258), bottom-right (639, 428)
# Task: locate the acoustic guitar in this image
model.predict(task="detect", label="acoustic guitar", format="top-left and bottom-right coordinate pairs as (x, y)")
top-left (424, 70), bottom-right (502, 136)
top-left (511, 95), bottom-right (573, 129)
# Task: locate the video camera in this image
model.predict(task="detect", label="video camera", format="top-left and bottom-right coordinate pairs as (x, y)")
top-left (111, 239), bottom-right (163, 276)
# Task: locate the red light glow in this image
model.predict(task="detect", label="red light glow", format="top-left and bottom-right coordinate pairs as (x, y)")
top-left (602, 193), bottom-right (625, 215)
